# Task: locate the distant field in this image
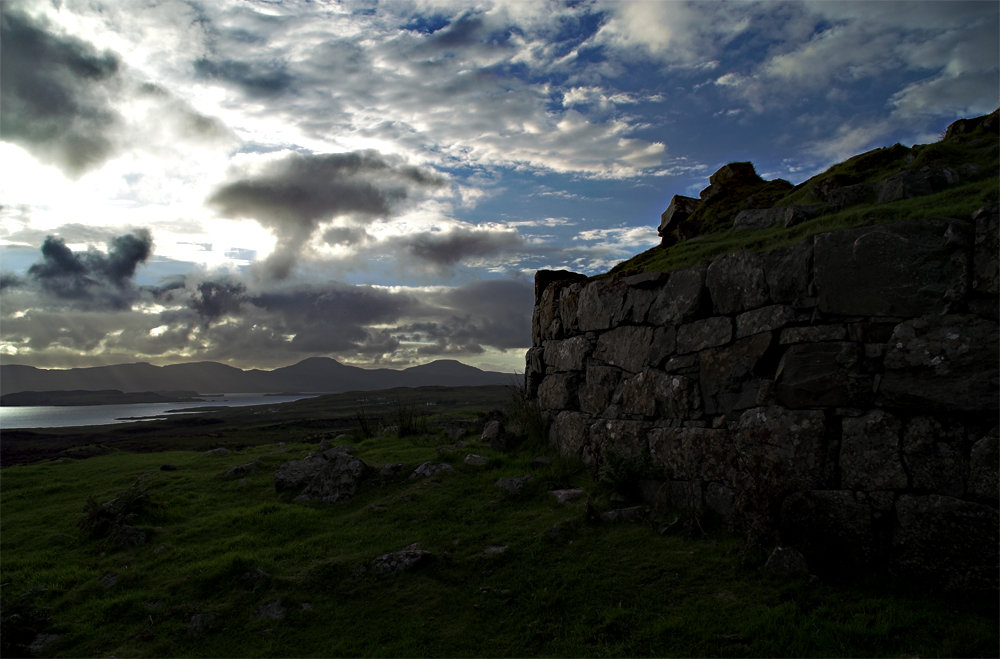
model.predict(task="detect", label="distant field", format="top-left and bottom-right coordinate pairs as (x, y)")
top-left (1, 394), bottom-right (996, 657)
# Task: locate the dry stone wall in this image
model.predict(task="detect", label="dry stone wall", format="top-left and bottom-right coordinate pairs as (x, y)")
top-left (526, 206), bottom-right (999, 590)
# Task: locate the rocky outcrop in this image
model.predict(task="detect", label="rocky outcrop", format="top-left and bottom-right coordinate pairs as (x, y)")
top-left (274, 448), bottom-right (370, 503)
top-left (526, 207), bottom-right (999, 589)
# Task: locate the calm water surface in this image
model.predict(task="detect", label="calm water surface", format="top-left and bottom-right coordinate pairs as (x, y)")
top-left (0, 393), bottom-right (320, 429)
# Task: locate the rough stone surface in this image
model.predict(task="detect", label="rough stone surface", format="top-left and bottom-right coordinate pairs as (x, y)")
top-left (736, 305), bottom-right (795, 339)
top-left (647, 326), bottom-right (677, 368)
top-left (590, 419), bottom-right (650, 464)
top-left (186, 612), bottom-right (216, 635)
top-left (538, 373), bottom-right (580, 411)
top-left (579, 365), bottom-right (623, 416)
top-left (875, 170), bottom-right (932, 204)
top-left (814, 219), bottom-right (972, 317)
top-left (706, 251), bottom-right (770, 315)
top-left (968, 431), bottom-right (999, 501)
top-left (779, 325), bottom-right (847, 344)
top-left (557, 282), bottom-right (585, 336)
top-left (699, 162), bottom-right (760, 203)
top-left (704, 482), bottom-right (734, 518)
top-left (592, 326), bottom-right (654, 373)
top-left (577, 279), bottom-right (628, 331)
top-left (658, 194), bottom-right (701, 238)
top-left (841, 410), bottom-right (908, 490)
top-left (615, 369), bottom-right (700, 418)
top-left (699, 333), bottom-right (771, 415)
top-left (901, 416), bottom-right (965, 497)
top-left (775, 342), bottom-right (872, 409)
top-left (294, 453), bottom-right (371, 503)
top-left (496, 474), bottom-right (534, 496)
top-left (734, 205), bottom-right (821, 231)
top-left (464, 454), bottom-right (487, 466)
top-left (646, 268), bottom-right (705, 326)
top-left (551, 488), bottom-right (586, 505)
top-left (274, 455), bottom-right (325, 492)
top-left (676, 316), bottom-right (732, 354)
top-left (549, 412), bottom-right (592, 458)
top-left (203, 448), bottom-right (231, 456)
top-left (893, 495), bottom-right (999, 590)
top-left (648, 426), bottom-right (732, 481)
top-left (764, 546), bottom-right (810, 575)
top-left (599, 506), bottom-right (646, 523)
top-left (544, 336), bottom-right (591, 372)
top-left (734, 407), bottom-right (831, 490)
top-left (780, 490), bottom-right (878, 570)
top-left (764, 241), bottom-right (813, 304)
top-left (972, 204), bottom-right (999, 294)
top-left (826, 182), bottom-right (874, 210)
top-left (409, 462), bottom-right (456, 479)
top-left (880, 314), bottom-right (999, 411)
top-left (370, 543), bottom-right (432, 575)
top-left (223, 461), bottom-right (260, 478)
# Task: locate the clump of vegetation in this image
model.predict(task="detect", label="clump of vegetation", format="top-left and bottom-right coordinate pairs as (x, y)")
top-left (352, 406), bottom-right (380, 439)
top-left (391, 399), bottom-right (428, 437)
top-left (78, 480), bottom-right (160, 541)
top-left (502, 379), bottom-right (549, 447)
top-left (0, 586), bottom-right (52, 659)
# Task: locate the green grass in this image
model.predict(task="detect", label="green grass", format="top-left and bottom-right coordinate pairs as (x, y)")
top-left (2, 416), bottom-right (997, 657)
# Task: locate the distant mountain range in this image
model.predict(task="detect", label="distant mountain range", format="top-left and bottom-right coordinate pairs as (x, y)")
top-left (0, 358), bottom-right (516, 397)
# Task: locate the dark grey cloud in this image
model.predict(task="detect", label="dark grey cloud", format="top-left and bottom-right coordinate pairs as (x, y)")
top-left (194, 57), bottom-right (294, 98)
top-left (207, 150), bottom-right (445, 278)
top-left (322, 226), bottom-right (370, 246)
top-left (0, 10), bottom-right (122, 176)
top-left (190, 280), bottom-right (247, 321)
top-left (25, 230), bottom-right (153, 310)
top-left (0, 273), bottom-right (25, 291)
top-left (402, 228), bottom-right (525, 267)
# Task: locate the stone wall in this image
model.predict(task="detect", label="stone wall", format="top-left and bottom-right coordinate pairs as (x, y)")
top-left (526, 207), bottom-right (999, 590)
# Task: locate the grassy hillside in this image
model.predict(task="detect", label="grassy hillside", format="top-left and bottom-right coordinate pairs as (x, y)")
top-left (3, 410), bottom-right (997, 657)
top-left (610, 110), bottom-right (998, 276)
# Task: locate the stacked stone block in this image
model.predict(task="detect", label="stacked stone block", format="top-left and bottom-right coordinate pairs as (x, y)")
top-left (526, 207), bottom-right (999, 590)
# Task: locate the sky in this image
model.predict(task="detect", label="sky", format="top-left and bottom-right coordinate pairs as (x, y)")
top-left (1, 0), bottom-right (997, 373)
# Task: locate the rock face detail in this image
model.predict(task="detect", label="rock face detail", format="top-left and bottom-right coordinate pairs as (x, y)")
top-left (526, 208), bottom-right (999, 590)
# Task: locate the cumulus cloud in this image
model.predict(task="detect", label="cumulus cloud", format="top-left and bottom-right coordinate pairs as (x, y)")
top-left (24, 230), bottom-right (153, 310)
top-left (207, 150), bottom-right (444, 278)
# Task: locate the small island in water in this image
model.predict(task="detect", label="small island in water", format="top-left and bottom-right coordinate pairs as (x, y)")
top-left (0, 389), bottom-right (205, 407)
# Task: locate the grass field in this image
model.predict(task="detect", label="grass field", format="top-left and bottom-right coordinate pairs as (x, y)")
top-left (2, 392), bottom-right (997, 657)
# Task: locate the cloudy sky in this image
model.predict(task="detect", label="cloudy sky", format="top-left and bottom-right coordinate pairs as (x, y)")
top-left (1, 0), bottom-right (997, 373)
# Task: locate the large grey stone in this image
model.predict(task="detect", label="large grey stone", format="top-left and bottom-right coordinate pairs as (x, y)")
top-left (707, 251), bottom-right (770, 315)
top-left (765, 240), bottom-right (813, 304)
top-left (676, 316), bottom-right (732, 354)
top-left (370, 543), bottom-right (432, 575)
top-left (615, 286), bottom-right (660, 325)
top-left (736, 305), bottom-right (795, 338)
top-left (841, 410), bottom-right (908, 490)
top-left (534, 279), bottom-right (563, 342)
top-left (699, 332), bottom-right (772, 415)
top-left (775, 342), bottom-right (872, 408)
top-left (615, 369), bottom-right (701, 419)
top-left (880, 314), bottom-right (999, 411)
top-left (579, 364), bottom-right (623, 416)
top-left (549, 411), bottom-right (591, 458)
top-left (901, 416), bottom-right (965, 497)
top-left (543, 336), bottom-right (591, 372)
top-left (704, 482), bottom-right (735, 518)
top-left (647, 326), bottom-right (677, 368)
top-left (973, 204), bottom-right (999, 295)
top-left (659, 194), bottom-right (701, 239)
top-left (826, 182), bottom-right (873, 210)
top-left (875, 170), bottom-right (933, 204)
top-left (646, 268), bottom-right (706, 326)
top-left (648, 426), bottom-right (732, 481)
top-left (589, 419), bottom-right (650, 464)
top-left (556, 282), bottom-right (585, 336)
top-left (274, 454), bottom-right (326, 492)
top-left (813, 218), bottom-right (972, 317)
top-left (699, 162), bottom-right (761, 203)
top-left (780, 490), bottom-right (879, 570)
top-left (764, 546), bottom-right (810, 575)
top-left (577, 278), bottom-right (629, 331)
top-left (294, 453), bottom-right (371, 503)
top-left (496, 474), bottom-right (534, 496)
top-left (537, 373), bottom-right (579, 411)
top-left (733, 205), bottom-right (821, 231)
top-left (779, 324), bottom-right (847, 344)
top-left (734, 407), bottom-right (831, 490)
top-left (893, 495), bottom-right (999, 591)
top-left (968, 431), bottom-right (999, 502)
top-left (592, 326), bottom-right (654, 373)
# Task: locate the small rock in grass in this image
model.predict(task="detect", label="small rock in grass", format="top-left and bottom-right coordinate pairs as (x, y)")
top-left (252, 598), bottom-right (286, 620)
top-left (154, 544), bottom-right (168, 554)
top-left (223, 461), bottom-right (260, 478)
top-left (159, 464), bottom-right (179, 471)
top-left (203, 448), bottom-right (231, 457)
top-left (764, 546), bottom-right (810, 575)
top-left (99, 572), bottom-right (119, 588)
top-left (28, 634), bottom-right (60, 654)
top-left (599, 506), bottom-right (646, 523)
top-left (301, 602), bottom-right (313, 611)
top-left (370, 543), bottom-right (432, 575)
top-left (532, 456), bottom-right (554, 467)
top-left (187, 612), bottom-right (216, 635)
top-left (464, 454), bottom-right (487, 466)
top-left (241, 568), bottom-right (271, 583)
top-left (495, 474), bottom-right (533, 496)
top-left (112, 524), bottom-right (147, 548)
top-left (481, 545), bottom-right (507, 555)
top-left (145, 599), bottom-right (165, 610)
top-left (409, 462), bottom-right (455, 479)
top-left (550, 488), bottom-right (585, 505)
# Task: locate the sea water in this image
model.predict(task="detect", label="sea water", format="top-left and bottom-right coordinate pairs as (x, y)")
top-left (0, 393), bottom-right (320, 429)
